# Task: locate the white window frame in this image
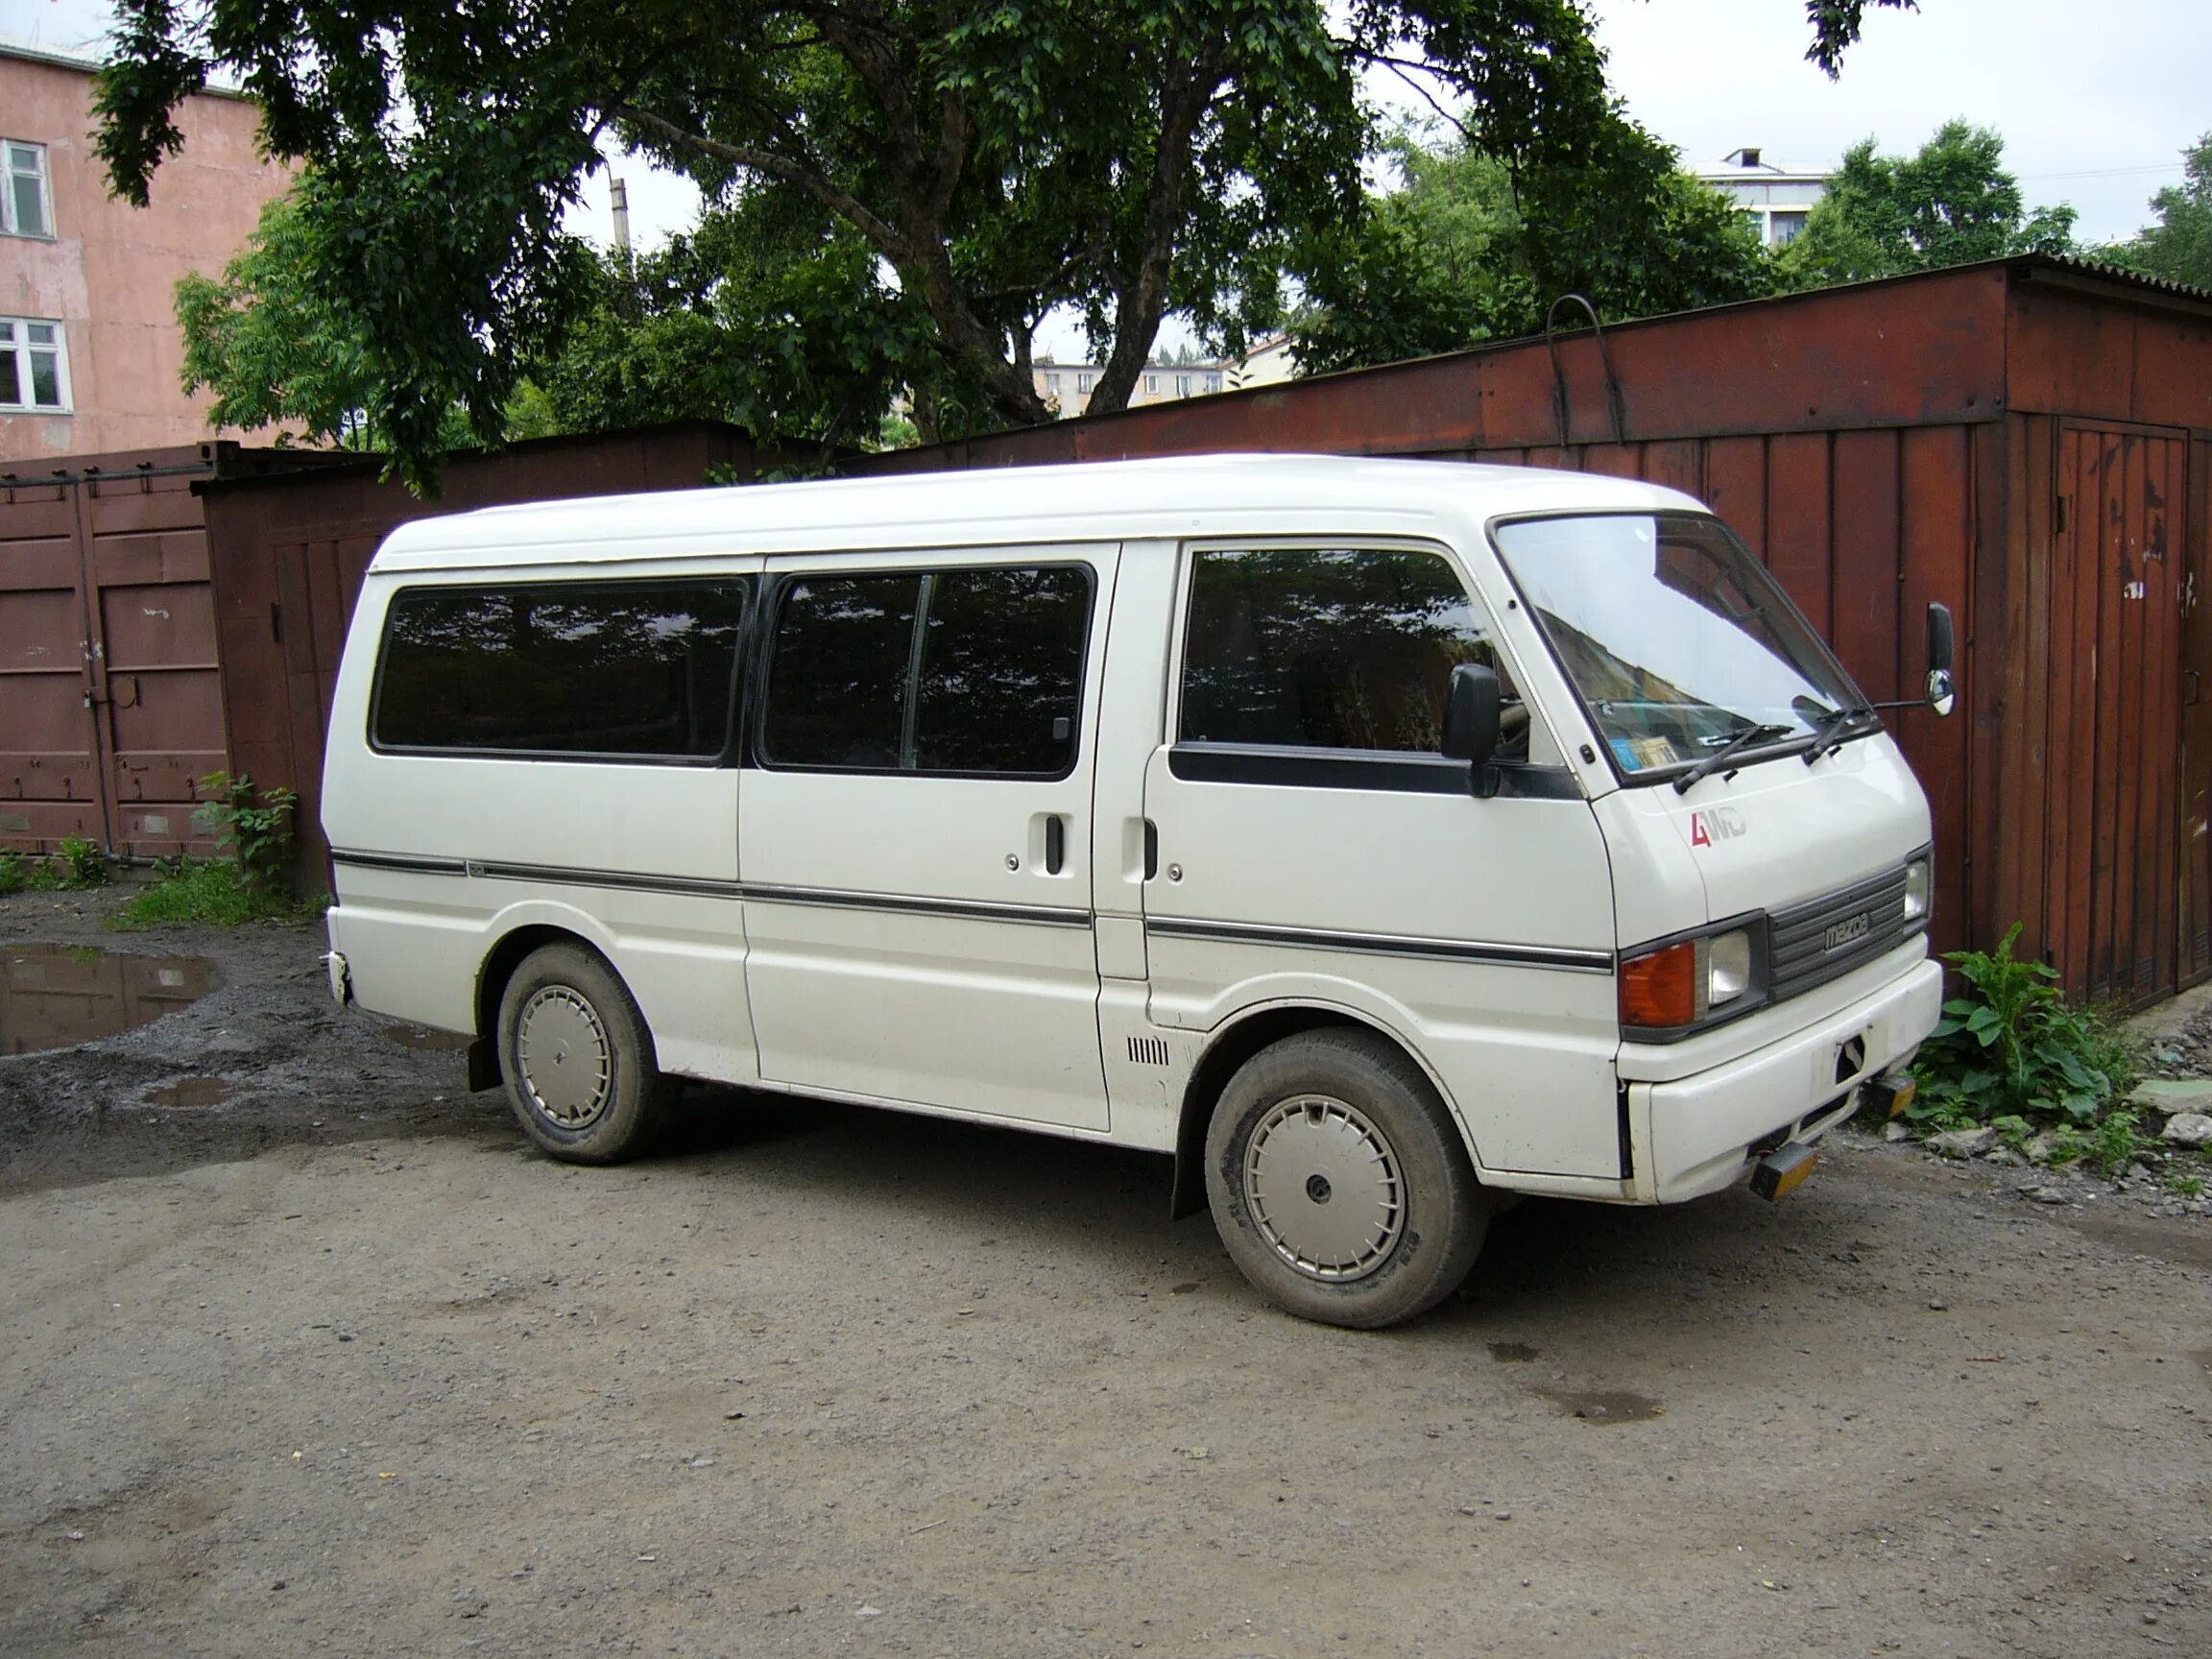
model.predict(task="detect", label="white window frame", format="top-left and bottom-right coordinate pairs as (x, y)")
top-left (0, 317), bottom-right (72, 412)
top-left (3, 140), bottom-right (54, 239)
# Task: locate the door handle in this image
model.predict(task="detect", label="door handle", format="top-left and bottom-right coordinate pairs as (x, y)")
top-left (1143, 819), bottom-right (1159, 881)
top-left (1045, 815), bottom-right (1066, 876)
top-left (2188, 669), bottom-right (2202, 707)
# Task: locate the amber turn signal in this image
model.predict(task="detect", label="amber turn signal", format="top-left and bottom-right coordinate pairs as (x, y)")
top-left (1619, 938), bottom-right (1698, 1027)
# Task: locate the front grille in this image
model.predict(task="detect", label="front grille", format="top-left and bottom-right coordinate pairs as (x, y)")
top-left (1767, 864), bottom-right (1914, 1004)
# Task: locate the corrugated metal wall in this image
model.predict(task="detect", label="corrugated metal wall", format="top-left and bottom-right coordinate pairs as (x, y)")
top-left (0, 449), bottom-right (230, 858)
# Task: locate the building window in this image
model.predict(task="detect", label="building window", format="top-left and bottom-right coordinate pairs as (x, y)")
top-left (1144, 373), bottom-right (1160, 395)
top-left (1046, 372), bottom-right (1062, 396)
top-left (1076, 373), bottom-right (1094, 395)
top-left (1174, 373), bottom-right (1193, 397)
top-left (4, 142), bottom-right (52, 238)
top-left (0, 318), bottom-right (69, 411)
top-left (1205, 372), bottom-right (1222, 394)
top-left (1769, 209), bottom-right (1810, 247)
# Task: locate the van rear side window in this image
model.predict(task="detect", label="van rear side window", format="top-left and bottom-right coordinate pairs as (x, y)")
top-left (760, 565), bottom-right (1091, 776)
top-left (372, 580), bottom-right (748, 759)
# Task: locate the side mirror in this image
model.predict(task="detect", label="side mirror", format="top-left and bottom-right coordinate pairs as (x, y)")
top-left (1441, 663), bottom-right (1502, 767)
top-left (1924, 602), bottom-right (1957, 718)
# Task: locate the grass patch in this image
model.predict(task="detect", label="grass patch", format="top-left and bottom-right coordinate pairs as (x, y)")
top-left (108, 858), bottom-right (327, 930)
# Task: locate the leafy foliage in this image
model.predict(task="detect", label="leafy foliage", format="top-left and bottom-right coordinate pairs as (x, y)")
top-left (1912, 924), bottom-right (2138, 1125)
top-left (1777, 119), bottom-right (2077, 290)
top-left (59, 837), bottom-right (108, 890)
top-left (102, 2), bottom-right (1894, 489)
top-left (2096, 134), bottom-right (2212, 293)
top-left (1290, 123), bottom-right (1773, 373)
top-left (191, 772), bottom-right (299, 897)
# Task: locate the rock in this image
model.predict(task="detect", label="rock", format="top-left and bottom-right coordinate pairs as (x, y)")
top-left (2159, 1112), bottom-right (2212, 1147)
top-left (1984, 1148), bottom-right (2021, 1166)
top-left (2025, 1133), bottom-right (2057, 1166)
top-left (2027, 1186), bottom-right (2070, 1206)
top-left (1928, 1126), bottom-right (1999, 1159)
top-left (1883, 1122), bottom-right (1913, 1142)
top-left (2129, 1077), bottom-right (2212, 1115)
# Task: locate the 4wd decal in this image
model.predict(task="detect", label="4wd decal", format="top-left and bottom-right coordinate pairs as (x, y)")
top-left (1689, 807), bottom-right (1746, 849)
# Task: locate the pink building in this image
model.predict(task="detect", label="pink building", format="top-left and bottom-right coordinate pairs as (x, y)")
top-left (1, 36), bottom-right (293, 462)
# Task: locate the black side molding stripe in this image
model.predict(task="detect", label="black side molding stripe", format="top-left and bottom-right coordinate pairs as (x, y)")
top-left (331, 852), bottom-right (1089, 926)
top-left (471, 860), bottom-right (745, 900)
top-left (741, 882), bottom-right (1094, 929)
top-left (1145, 916), bottom-right (1613, 974)
top-left (331, 849), bottom-right (470, 877)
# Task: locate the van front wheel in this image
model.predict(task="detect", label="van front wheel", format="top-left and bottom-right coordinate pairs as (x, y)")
top-left (1204, 1029), bottom-right (1487, 1328)
top-left (496, 943), bottom-right (675, 1164)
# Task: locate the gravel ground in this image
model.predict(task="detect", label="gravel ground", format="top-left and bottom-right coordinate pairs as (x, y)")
top-left (3, 888), bottom-right (2209, 1658)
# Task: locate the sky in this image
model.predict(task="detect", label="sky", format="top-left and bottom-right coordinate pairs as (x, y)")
top-left (4, 0), bottom-right (2203, 262)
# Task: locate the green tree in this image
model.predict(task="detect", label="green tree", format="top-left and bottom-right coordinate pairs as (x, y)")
top-left (1777, 119), bottom-right (2077, 290)
top-left (1289, 122), bottom-right (1773, 373)
top-left (2098, 134), bottom-right (2212, 292)
top-left (174, 178), bottom-right (496, 453)
top-left (101, 2), bottom-right (1904, 491)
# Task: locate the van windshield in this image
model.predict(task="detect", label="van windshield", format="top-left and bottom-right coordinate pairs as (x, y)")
top-left (1491, 512), bottom-right (1865, 782)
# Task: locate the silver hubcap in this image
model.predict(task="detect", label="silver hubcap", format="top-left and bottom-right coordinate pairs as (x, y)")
top-left (516, 986), bottom-right (613, 1129)
top-left (1244, 1094), bottom-right (1404, 1282)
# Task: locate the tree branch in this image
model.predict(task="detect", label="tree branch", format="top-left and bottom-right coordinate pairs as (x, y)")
top-left (612, 103), bottom-right (912, 261)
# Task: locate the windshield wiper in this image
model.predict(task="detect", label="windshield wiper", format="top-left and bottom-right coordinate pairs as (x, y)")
top-left (1671, 723), bottom-right (1795, 795)
top-left (1793, 696), bottom-right (1884, 764)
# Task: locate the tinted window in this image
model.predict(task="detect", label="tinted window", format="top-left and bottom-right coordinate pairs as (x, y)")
top-left (761, 565), bottom-right (1092, 776)
top-left (914, 567), bottom-right (1090, 774)
top-left (760, 574), bottom-right (920, 768)
top-left (1179, 547), bottom-right (1500, 751)
top-left (373, 581), bottom-right (745, 758)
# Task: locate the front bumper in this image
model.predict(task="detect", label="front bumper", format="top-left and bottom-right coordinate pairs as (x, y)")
top-left (1629, 955), bottom-right (1942, 1203)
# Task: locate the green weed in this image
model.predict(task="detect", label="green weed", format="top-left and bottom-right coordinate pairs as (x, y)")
top-left (1914, 923), bottom-right (2139, 1126)
top-left (191, 772), bottom-right (298, 895)
top-left (58, 835), bottom-right (107, 889)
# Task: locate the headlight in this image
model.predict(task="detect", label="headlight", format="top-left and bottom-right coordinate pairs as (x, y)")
top-left (1619, 925), bottom-right (1759, 1030)
top-left (1708, 928), bottom-right (1752, 1005)
top-left (1902, 857), bottom-right (1931, 925)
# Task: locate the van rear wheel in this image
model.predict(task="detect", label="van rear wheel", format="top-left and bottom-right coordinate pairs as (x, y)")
top-left (1204, 1029), bottom-right (1487, 1329)
top-left (496, 943), bottom-right (674, 1164)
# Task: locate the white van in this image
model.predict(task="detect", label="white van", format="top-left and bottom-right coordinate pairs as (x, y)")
top-left (322, 454), bottom-right (1949, 1327)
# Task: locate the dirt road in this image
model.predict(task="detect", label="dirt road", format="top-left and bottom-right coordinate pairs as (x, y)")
top-left (3, 890), bottom-right (2209, 1657)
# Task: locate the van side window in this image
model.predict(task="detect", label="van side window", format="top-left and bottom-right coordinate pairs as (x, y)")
top-left (914, 567), bottom-right (1090, 773)
top-left (373, 580), bottom-right (747, 758)
top-left (1179, 547), bottom-right (1508, 752)
top-left (761, 565), bottom-right (1092, 776)
top-left (759, 574), bottom-right (920, 769)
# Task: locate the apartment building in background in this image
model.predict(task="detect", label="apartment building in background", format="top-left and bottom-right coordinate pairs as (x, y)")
top-left (1, 36), bottom-right (293, 463)
top-left (1033, 357), bottom-right (1228, 420)
top-left (1695, 146), bottom-right (1832, 249)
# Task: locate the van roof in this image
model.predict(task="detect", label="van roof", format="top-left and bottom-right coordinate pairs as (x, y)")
top-left (370, 453), bottom-right (1704, 571)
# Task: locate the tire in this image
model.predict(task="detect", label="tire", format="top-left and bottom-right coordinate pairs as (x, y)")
top-left (1204, 1028), bottom-right (1488, 1329)
top-left (495, 943), bottom-right (676, 1164)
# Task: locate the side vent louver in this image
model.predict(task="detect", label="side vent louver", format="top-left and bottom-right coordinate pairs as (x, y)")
top-left (1126, 1036), bottom-right (1171, 1068)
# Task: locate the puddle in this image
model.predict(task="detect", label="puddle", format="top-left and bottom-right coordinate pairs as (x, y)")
top-left (1531, 1386), bottom-right (1665, 1425)
top-left (1487, 1340), bottom-right (1541, 1363)
top-left (2, 944), bottom-right (217, 1056)
top-left (144, 1077), bottom-right (234, 1109)
top-left (380, 1023), bottom-right (472, 1051)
